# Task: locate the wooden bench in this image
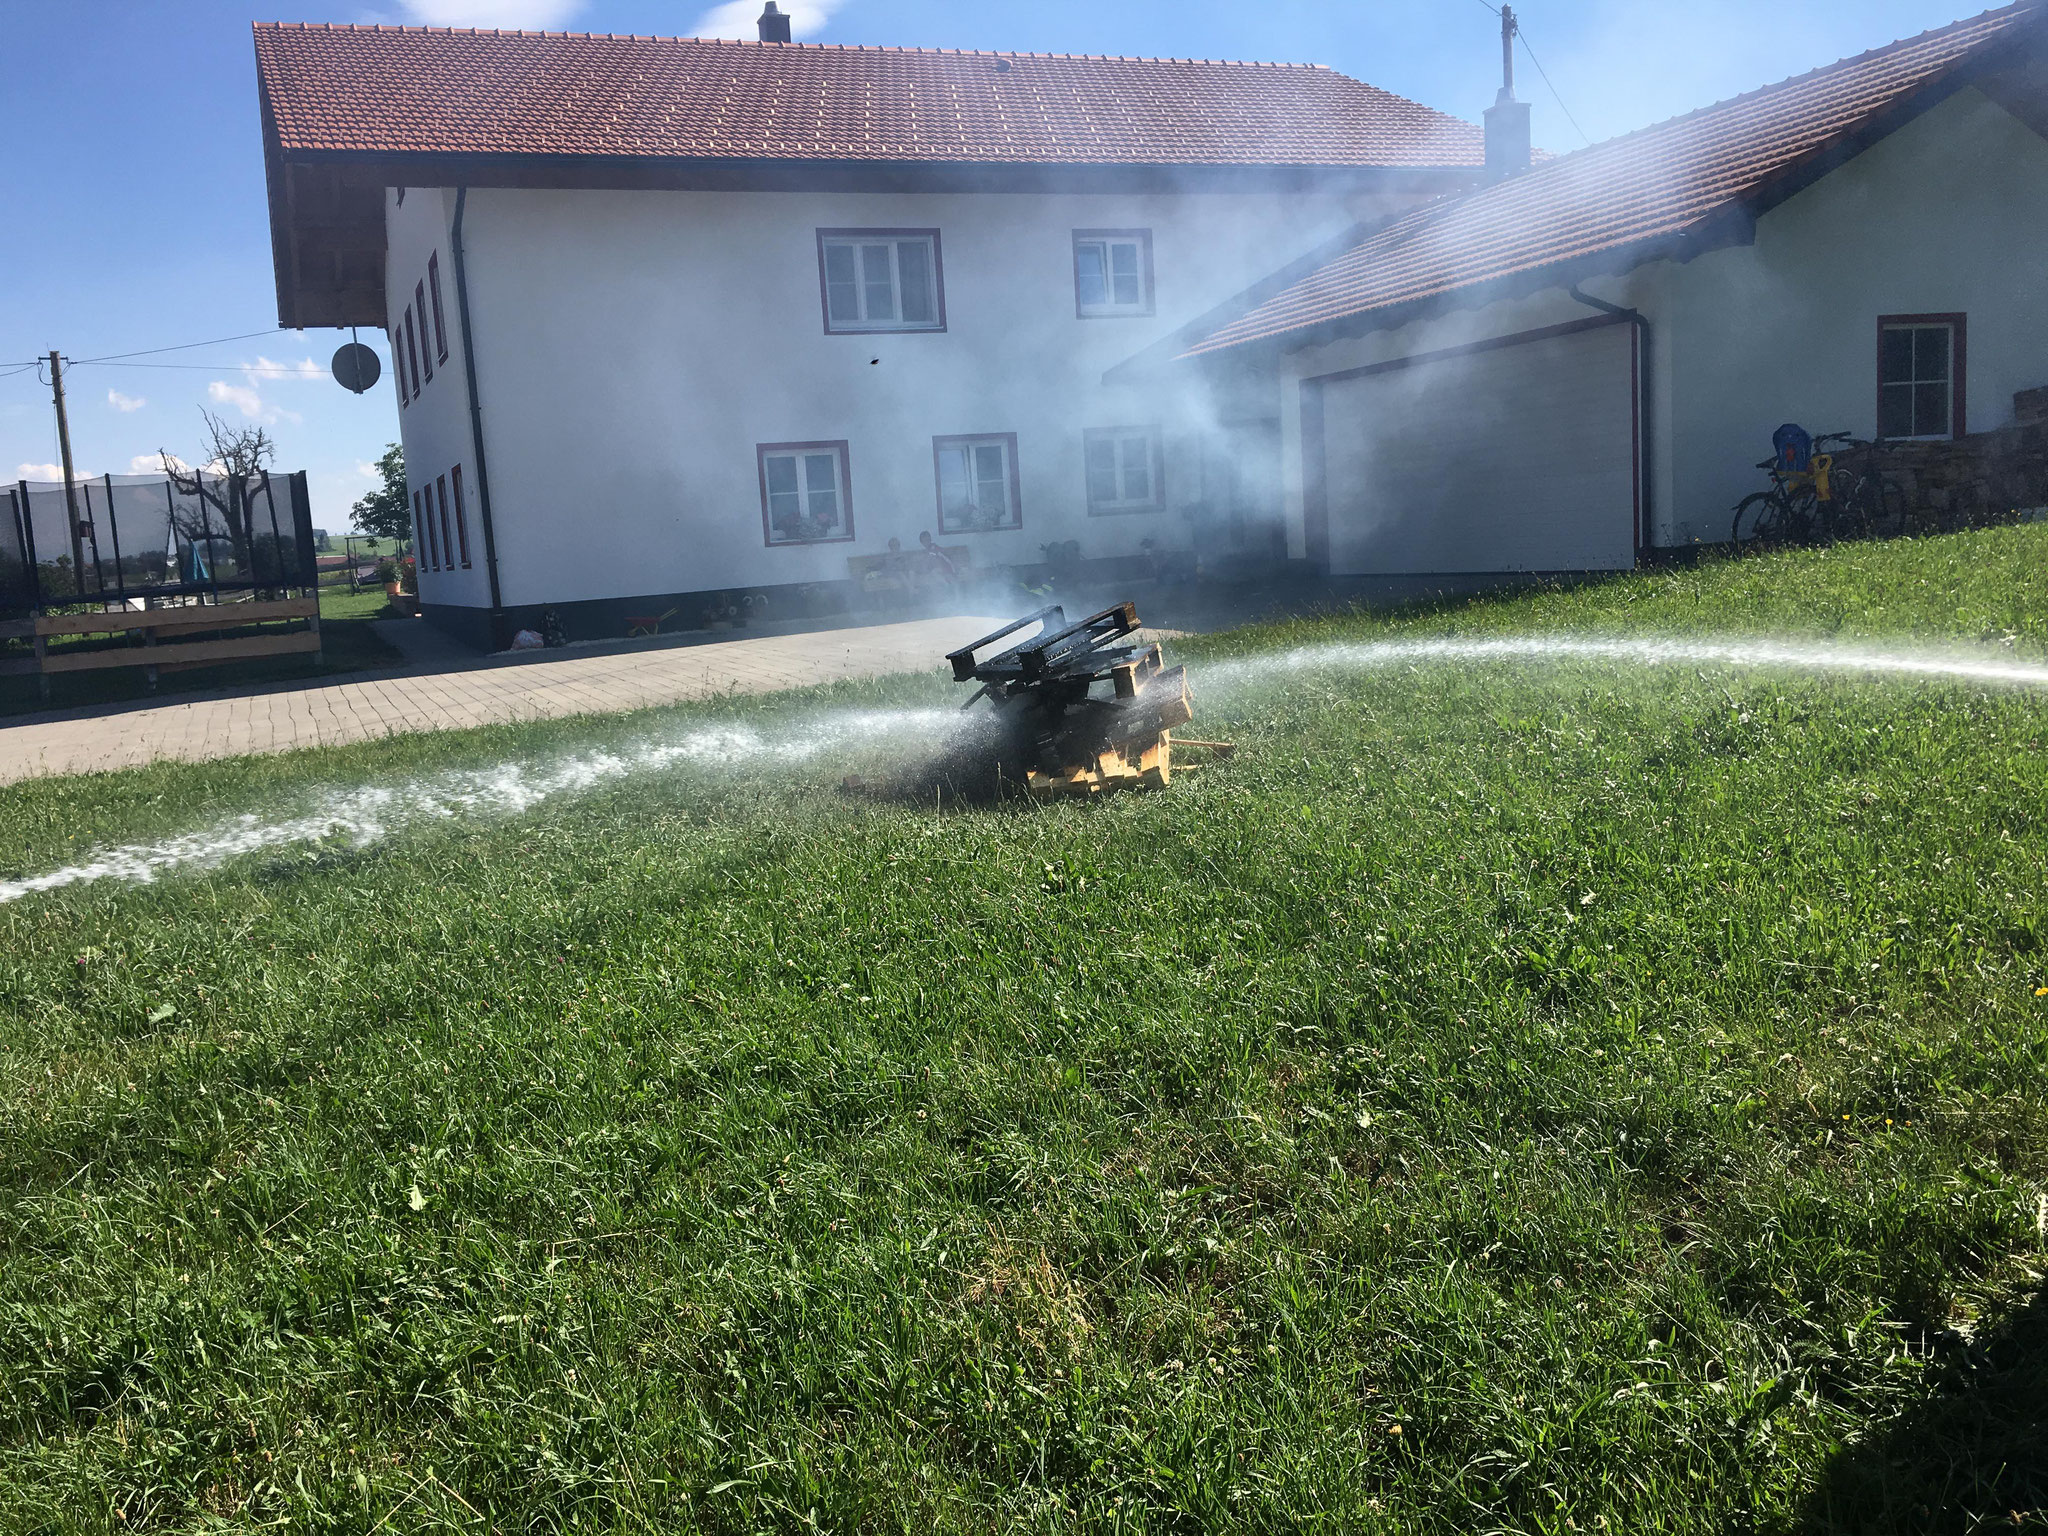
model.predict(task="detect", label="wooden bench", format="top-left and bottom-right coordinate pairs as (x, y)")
top-left (0, 595), bottom-right (321, 691)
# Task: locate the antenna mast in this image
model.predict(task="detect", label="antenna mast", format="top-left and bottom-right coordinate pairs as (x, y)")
top-left (1499, 5), bottom-right (1517, 101)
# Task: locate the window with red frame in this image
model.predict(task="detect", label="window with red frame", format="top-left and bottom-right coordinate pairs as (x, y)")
top-left (436, 473), bottom-right (454, 570)
top-left (451, 463), bottom-right (472, 567)
top-left (404, 307), bottom-right (422, 398)
top-left (416, 282), bottom-right (433, 382)
top-left (428, 254), bottom-right (449, 363)
top-left (415, 487), bottom-right (438, 570)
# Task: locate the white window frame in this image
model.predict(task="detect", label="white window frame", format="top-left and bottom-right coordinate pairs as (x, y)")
top-left (932, 433), bottom-right (1021, 534)
top-left (758, 441), bottom-right (855, 546)
top-left (817, 229), bottom-right (945, 334)
top-left (1083, 426), bottom-right (1163, 514)
top-left (1878, 315), bottom-right (1964, 441)
top-left (1073, 229), bottom-right (1153, 318)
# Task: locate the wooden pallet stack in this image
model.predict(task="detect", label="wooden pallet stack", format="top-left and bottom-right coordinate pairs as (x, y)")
top-left (945, 602), bottom-right (1193, 798)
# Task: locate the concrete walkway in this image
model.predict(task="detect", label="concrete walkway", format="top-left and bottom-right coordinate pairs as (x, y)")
top-left (0, 615), bottom-right (1006, 786)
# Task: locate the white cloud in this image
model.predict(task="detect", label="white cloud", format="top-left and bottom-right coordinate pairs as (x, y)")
top-left (691, 0), bottom-right (845, 41)
top-left (247, 355), bottom-right (325, 382)
top-left (16, 462), bottom-right (98, 482)
top-left (206, 378), bottom-right (303, 426)
top-left (107, 389), bottom-right (146, 413)
top-left (355, 461), bottom-right (382, 479)
top-left (397, 0), bottom-right (587, 27)
top-left (132, 453), bottom-right (180, 475)
top-left (208, 379), bottom-right (264, 418)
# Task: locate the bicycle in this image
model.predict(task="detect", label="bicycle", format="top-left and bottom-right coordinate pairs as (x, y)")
top-left (1732, 430), bottom-right (1892, 546)
top-left (1818, 433), bottom-right (1911, 540)
top-left (1731, 442), bottom-right (1828, 545)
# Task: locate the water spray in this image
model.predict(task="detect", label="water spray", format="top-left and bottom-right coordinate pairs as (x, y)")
top-left (3, 631), bottom-right (2045, 906)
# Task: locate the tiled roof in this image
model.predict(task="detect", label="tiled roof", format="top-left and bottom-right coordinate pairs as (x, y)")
top-left (252, 22), bottom-right (1485, 168)
top-left (1178, 2), bottom-right (2045, 357)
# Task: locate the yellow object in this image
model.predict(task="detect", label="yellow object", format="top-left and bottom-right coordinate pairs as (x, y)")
top-left (1811, 452), bottom-right (1833, 502)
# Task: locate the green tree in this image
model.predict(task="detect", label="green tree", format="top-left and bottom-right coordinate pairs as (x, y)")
top-left (351, 443), bottom-right (410, 541)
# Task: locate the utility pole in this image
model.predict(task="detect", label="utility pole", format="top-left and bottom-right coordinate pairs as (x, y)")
top-left (47, 350), bottom-right (85, 578)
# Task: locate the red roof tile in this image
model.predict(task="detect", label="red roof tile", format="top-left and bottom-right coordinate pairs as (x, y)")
top-left (1178, 3), bottom-right (2045, 357)
top-left (252, 22), bottom-right (1485, 168)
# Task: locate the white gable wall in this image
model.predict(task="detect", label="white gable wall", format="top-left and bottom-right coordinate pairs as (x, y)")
top-left (384, 187), bottom-right (491, 610)
top-left (1269, 84), bottom-right (2048, 560)
top-left (449, 184), bottom-right (1385, 611)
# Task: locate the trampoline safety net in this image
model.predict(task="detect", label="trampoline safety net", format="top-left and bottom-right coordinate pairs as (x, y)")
top-left (2, 469), bottom-right (317, 620)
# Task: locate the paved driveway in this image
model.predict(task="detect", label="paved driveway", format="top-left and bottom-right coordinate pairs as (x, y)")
top-left (0, 615), bottom-right (1006, 786)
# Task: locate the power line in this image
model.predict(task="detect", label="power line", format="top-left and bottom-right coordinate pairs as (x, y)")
top-left (69, 360), bottom-right (330, 375)
top-left (68, 328), bottom-right (293, 364)
top-left (1517, 29), bottom-right (1592, 146)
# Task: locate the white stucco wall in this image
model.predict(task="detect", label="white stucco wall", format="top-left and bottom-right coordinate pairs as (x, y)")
top-left (1268, 84), bottom-right (2048, 556)
top-left (1657, 86), bottom-right (2048, 539)
top-left (445, 183), bottom-right (1415, 609)
top-left (385, 187), bottom-right (492, 609)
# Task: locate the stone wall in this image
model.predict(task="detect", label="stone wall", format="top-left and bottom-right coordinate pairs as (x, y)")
top-left (1862, 387), bottom-right (2048, 527)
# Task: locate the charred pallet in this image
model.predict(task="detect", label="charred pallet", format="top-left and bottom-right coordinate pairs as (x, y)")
top-left (946, 603), bottom-right (1192, 796)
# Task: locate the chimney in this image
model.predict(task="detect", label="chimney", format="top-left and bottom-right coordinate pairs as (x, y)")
top-left (1483, 4), bottom-right (1531, 179)
top-left (757, 2), bottom-right (792, 42)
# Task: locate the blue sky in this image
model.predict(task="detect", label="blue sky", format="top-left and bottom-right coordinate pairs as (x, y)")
top-left (0, 0), bottom-right (1999, 530)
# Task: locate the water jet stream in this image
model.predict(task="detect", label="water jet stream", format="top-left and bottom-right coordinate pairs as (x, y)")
top-left (2, 633), bottom-right (2043, 905)
top-left (0, 708), bottom-right (951, 905)
top-left (1204, 633), bottom-right (2048, 693)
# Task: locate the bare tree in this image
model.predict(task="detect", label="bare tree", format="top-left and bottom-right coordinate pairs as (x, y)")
top-left (159, 411), bottom-right (278, 583)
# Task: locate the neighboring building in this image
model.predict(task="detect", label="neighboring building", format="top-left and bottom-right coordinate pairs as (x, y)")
top-left (1121, 2), bottom-right (2048, 587)
top-left (254, 14), bottom-right (1492, 647)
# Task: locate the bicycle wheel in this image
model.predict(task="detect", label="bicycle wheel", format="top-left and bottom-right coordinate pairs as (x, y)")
top-left (1826, 473), bottom-right (1874, 541)
top-left (1732, 491), bottom-right (1784, 545)
top-left (1780, 483), bottom-right (1822, 544)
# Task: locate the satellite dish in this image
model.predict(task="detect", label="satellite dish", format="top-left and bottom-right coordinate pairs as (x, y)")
top-left (331, 341), bottom-right (381, 394)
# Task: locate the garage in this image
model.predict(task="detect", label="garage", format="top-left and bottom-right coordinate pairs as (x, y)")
top-left (1304, 316), bottom-right (1641, 576)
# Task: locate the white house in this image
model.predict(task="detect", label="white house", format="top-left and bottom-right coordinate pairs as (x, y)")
top-left (254, 12), bottom-right (1495, 647)
top-left (1116, 2), bottom-right (2048, 589)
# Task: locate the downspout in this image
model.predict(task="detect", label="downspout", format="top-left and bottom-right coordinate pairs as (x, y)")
top-left (450, 186), bottom-right (506, 638)
top-left (1568, 283), bottom-right (1654, 556)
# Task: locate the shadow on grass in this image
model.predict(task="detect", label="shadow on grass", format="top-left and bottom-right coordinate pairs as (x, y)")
top-left (1794, 1284), bottom-right (2047, 1534)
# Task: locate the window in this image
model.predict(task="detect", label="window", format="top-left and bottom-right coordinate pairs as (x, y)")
top-left (403, 306), bottom-right (422, 399)
top-left (1083, 426), bottom-right (1162, 513)
top-left (933, 433), bottom-right (1021, 533)
top-left (817, 230), bottom-right (944, 333)
top-left (428, 253), bottom-right (449, 363)
top-left (415, 283), bottom-right (433, 382)
top-left (1073, 230), bottom-right (1153, 317)
top-left (392, 326), bottom-right (408, 406)
top-left (436, 474), bottom-right (453, 572)
top-left (414, 488), bottom-right (437, 570)
top-left (1879, 314), bottom-right (1964, 440)
top-left (451, 463), bottom-right (471, 567)
top-left (757, 441), bottom-right (854, 545)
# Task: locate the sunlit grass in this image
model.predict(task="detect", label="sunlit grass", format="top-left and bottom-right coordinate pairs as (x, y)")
top-left (1, 529), bottom-right (2044, 1531)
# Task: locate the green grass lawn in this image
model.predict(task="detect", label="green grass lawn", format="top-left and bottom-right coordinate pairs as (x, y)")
top-left (0, 587), bottom-right (404, 718)
top-left (2, 530), bottom-right (2045, 1532)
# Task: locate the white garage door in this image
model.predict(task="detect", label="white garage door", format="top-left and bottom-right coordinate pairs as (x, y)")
top-left (1311, 318), bottom-right (1638, 576)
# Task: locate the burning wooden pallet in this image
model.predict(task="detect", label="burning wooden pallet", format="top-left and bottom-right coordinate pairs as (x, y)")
top-left (946, 602), bottom-right (1193, 797)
